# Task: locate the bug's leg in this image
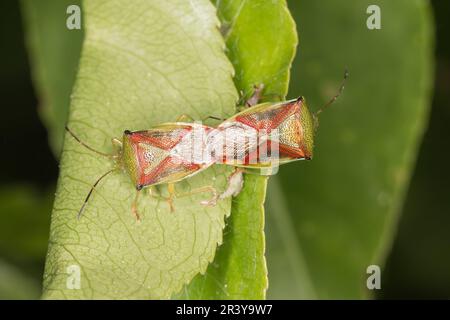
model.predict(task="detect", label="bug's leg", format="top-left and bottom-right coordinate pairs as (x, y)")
top-left (202, 115), bottom-right (227, 122)
top-left (238, 84), bottom-right (283, 110)
top-left (111, 138), bottom-right (122, 159)
top-left (159, 173), bottom-right (244, 209)
top-left (176, 186), bottom-right (216, 198)
top-left (239, 166), bottom-right (280, 176)
top-left (131, 189), bottom-right (141, 221)
top-left (147, 185), bottom-right (177, 212)
top-left (147, 186), bottom-right (161, 201)
top-left (111, 137), bottom-right (122, 149)
top-left (176, 114), bottom-right (195, 122)
top-left (149, 184), bottom-right (176, 212)
top-left (167, 183), bottom-right (176, 212)
top-left (150, 184), bottom-right (218, 210)
top-left (177, 169), bottom-right (245, 209)
top-left (174, 185), bottom-right (218, 206)
top-left (245, 84), bottom-right (265, 107)
top-left (176, 114), bottom-right (226, 124)
top-left (200, 168), bottom-right (245, 206)
top-left (219, 21), bottom-right (231, 38)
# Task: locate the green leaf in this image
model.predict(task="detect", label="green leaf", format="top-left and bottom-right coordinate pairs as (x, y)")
top-left (21, 0), bottom-right (83, 155)
top-left (175, 0), bottom-right (297, 299)
top-left (267, 0), bottom-right (434, 298)
top-left (42, 0), bottom-right (239, 299)
top-left (265, 178), bottom-right (317, 298)
top-left (175, 175), bottom-right (269, 299)
top-left (217, 0), bottom-right (297, 99)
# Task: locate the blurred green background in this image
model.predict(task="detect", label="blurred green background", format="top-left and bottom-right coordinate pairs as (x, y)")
top-left (0, 0), bottom-right (448, 299)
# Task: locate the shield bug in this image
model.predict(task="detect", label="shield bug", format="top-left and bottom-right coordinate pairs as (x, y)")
top-left (209, 97), bottom-right (314, 167)
top-left (211, 69), bottom-right (348, 169)
top-left (201, 69), bottom-right (348, 205)
top-left (66, 122), bottom-right (218, 220)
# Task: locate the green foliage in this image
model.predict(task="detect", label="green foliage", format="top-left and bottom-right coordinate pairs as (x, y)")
top-left (21, 0), bottom-right (83, 155)
top-left (266, 0), bottom-right (434, 299)
top-left (217, 0), bottom-right (297, 99)
top-left (41, 0), bottom-right (241, 299)
top-left (0, 186), bottom-right (52, 262)
top-left (382, 0), bottom-right (450, 298)
top-left (0, 259), bottom-right (40, 300)
top-left (175, 0), bottom-right (297, 299)
top-left (20, 0), bottom-right (434, 300)
top-left (0, 186), bottom-right (53, 299)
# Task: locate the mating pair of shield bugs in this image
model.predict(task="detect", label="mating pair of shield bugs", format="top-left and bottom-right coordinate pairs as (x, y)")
top-left (66, 70), bottom-right (348, 220)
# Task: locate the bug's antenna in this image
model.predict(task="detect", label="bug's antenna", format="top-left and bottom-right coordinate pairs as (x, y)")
top-left (65, 126), bottom-right (111, 157)
top-left (314, 68), bottom-right (349, 117)
top-left (77, 169), bottom-right (116, 219)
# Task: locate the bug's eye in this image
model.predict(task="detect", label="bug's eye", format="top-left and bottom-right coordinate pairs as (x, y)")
top-left (144, 151), bottom-right (154, 162)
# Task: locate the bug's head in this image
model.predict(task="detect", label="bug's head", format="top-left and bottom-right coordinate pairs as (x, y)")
top-left (296, 96), bottom-right (315, 160)
top-left (122, 130), bottom-right (141, 188)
